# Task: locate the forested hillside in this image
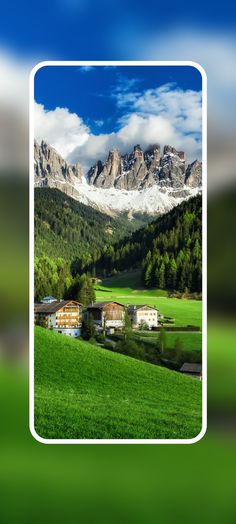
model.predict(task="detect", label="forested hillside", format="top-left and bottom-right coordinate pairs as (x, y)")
top-left (35, 189), bottom-right (202, 298)
top-left (91, 195), bottom-right (202, 293)
top-left (34, 188), bottom-right (151, 299)
top-left (35, 188), bottom-right (149, 265)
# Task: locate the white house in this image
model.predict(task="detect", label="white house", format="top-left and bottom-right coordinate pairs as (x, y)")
top-left (127, 305), bottom-right (159, 329)
top-left (34, 300), bottom-right (82, 337)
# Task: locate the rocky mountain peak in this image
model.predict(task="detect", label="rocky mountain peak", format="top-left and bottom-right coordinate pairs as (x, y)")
top-left (34, 140), bottom-right (83, 199)
top-left (144, 144), bottom-right (161, 173)
top-left (108, 148), bottom-right (121, 161)
top-left (34, 140), bottom-right (202, 216)
top-left (87, 143), bottom-right (201, 191)
top-left (133, 144), bottom-right (144, 160)
top-left (185, 160), bottom-right (202, 188)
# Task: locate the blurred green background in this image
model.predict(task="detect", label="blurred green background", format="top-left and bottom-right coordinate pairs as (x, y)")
top-left (1, 167), bottom-right (236, 524)
top-left (1, 0), bottom-right (236, 520)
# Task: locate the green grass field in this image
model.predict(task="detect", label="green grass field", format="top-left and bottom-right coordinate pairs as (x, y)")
top-left (133, 331), bottom-right (202, 352)
top-left (96, 271), bottom-right (202, 328)
top-left (34, 327), bottom-right (202, 440)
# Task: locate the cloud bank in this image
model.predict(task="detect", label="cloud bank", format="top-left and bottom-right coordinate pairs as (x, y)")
top-left (34, 103), bottom-right (89, 159)
top-left (35, 83), bottom-right (202, 172)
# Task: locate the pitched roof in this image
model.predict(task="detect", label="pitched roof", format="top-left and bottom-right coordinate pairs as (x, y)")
top-left (180, 363), bottom-right (202, 374)
top-left (127, 305), bottom-right (158, 312)
top-left (42, 295), bottom-right (56, 302)
top-left (87, 301), bottom-right (124, 309)
top-left (34, 300), bottom-right (82, 313)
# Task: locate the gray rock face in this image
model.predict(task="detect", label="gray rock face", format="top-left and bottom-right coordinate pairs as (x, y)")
top-left (158, 146), bottom-right (187, 189)
top-left (87, 144), bottom-right (201, 191)
top-left (88, 149), bottom-right (122, 188)
top-left (34, 140), bottom-right (83, 189)
top-left (34, 141), bottom-right (202, 208)
top-left (185, 160), bottom-right (202, 188)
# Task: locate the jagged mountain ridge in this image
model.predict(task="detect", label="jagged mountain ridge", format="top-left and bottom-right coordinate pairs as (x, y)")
top-left (34, 140), bottom-right (202, 216)
top-left (87, 144), bottom-right (202, 191)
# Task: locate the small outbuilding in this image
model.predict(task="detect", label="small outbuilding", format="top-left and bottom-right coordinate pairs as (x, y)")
top-left (180, 363), bottom-right (202, 380)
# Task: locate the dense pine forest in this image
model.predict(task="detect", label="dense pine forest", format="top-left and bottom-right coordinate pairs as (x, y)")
top-left (35, 188), bottom-right (149, 264)
top-left (34, 188), bottom-right (202, 299)
top-left (34, 188), bottom-right (151, 300)
top-left (90, 195), bottom-right (202, 293)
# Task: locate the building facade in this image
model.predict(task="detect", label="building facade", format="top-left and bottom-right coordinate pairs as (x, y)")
top-left (34, 299), bottom-right (82, 337)
top-left (86, 301), bottom-right (125, 330)
top-left (127, 305), bottom-right (159, 329)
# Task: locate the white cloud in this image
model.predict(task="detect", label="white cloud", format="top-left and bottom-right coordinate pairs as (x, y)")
top-left (79, 65), bottom-right (95, 72)
top-left (0, 50), bottom-right (30, 112)
top-left (0, 50), bottom-right (33, 171)
top-left (34, 83), bottom-right (202, 172)
top-left (68, 111), bottom-right (201, 171)
top-left (116, 83), bottom-right (202, 137)
top-left (68, 83), bottom-right (202, 170)
top-left (117, 29), bottom-right (236, 132)
top-left (94, 119), bottom-right (104, 127)
top-left (34, 102), bottom-right (89, 159)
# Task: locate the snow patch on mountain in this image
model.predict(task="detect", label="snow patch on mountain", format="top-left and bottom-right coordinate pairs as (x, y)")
top-left (72, 178), bottom-right (199, 216)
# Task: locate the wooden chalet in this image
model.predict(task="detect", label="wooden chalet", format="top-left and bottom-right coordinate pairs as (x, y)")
top-left (34, 299), bottom-right (82, 337)
top-left (86, 301), bottom-right (125, 330)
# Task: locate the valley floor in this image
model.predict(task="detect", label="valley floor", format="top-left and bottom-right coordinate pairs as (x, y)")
top-left (96, 271), bottom-right (202, 329)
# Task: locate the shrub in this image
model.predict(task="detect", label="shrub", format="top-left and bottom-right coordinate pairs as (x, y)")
top-left (82, 318), bottom-right (96, 340)
top-left (96, 333), bottom-right (106, 343)
top-left (88, 337), bottom-right (97, 345)
top-left (103, 341), bottom-right (114, 350)
top-left (36, 318), bottom-right (47, 328)
top-left (138, 320), bottom-right (149, 331)
top-left (116, 339), bottom-right (145, 360)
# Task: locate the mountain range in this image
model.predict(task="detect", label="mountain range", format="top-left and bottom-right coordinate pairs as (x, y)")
top-left (34, 140), bottom-right (202, 216)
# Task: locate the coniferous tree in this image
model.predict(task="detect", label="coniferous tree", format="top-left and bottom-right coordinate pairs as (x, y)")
top-left (158, 261), bottom-right (166, 289)
top-left (144, 263), bottom-right (153, 288)
top-left (82, 317), bottom-right (96, 340)
top-left (158, 328), bottom-right (167, 354)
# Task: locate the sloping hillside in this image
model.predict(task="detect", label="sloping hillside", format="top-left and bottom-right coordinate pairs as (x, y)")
top-left (35, 188), bottom-right (151, 263)
top-left (34, 327), bottom-right (202, 440)
top-left (94, 194), bottom-right (202, 292)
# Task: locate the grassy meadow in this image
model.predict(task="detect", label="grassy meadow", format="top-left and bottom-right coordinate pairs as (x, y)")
top-left (95, 271), bottom-right (202, 329)
top-left (133, 331), bottom-right (202, 352)
top-left (34, 327), bottom-right (202, 440)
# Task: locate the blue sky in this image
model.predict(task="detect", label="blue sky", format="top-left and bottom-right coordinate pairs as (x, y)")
top-left (34, 65), bottom-right (202, 170)
top-left (35, 65), bottom-right (202, 135)
top-left (0, 0), bottom-right (236, 60)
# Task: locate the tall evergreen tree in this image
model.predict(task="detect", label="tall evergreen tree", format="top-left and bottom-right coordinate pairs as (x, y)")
top-left (158, 262), bottom-right (166, 289)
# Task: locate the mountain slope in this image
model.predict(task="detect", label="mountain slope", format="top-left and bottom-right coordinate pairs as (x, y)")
top-left (34, 327), bottom-right (202, 440)
top-left (35, 187), bottom-right (151, 263)
top-left (92, 195), bottom-right (202, 293)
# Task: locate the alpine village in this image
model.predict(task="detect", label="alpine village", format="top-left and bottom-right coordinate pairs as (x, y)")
top-left (34, 140), bottom-right (203, 440)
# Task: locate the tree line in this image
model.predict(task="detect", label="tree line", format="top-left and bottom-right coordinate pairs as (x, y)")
top-left (35, 189), bottom-right (202, 298)
top-left (89, 195), bottom-right (202, 292)
top-left (35, 187), bottom-right (148, 269)
top-left (35, 256), bottom-right (95, 305)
